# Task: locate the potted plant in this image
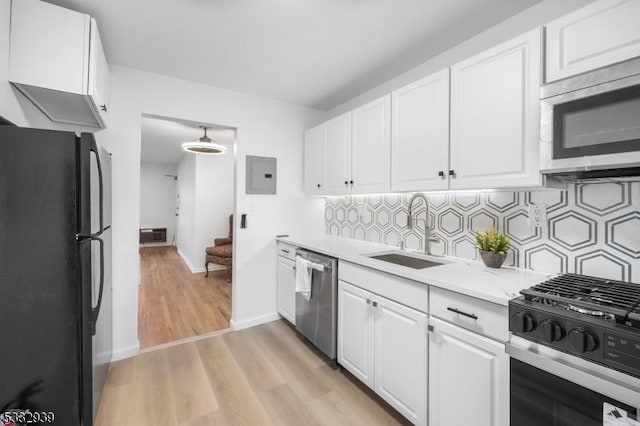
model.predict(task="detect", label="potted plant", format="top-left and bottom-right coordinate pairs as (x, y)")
top-left (474, 227), bottom-right (510, 268)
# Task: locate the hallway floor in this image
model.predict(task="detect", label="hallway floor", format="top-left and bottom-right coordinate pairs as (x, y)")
top-left (96, 320), bottom-right (408, 426)
top-left (138, 246), bottom-right (231, 349)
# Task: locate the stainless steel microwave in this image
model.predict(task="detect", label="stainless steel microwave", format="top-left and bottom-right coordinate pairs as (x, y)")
top-left (540, 57), bottom-right (640, 178)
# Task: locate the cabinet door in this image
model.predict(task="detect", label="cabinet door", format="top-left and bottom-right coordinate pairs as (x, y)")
top-left (374, 296), bottom-right (428, 426)
top-left (546, 0), bottom-right (640, 82)
top-left (337, 281), bottom-right (375, 388)
top-left (429, 317), bottom-right (509, 426)
top-left (304, 125), bottom-right (324, 195)
top-left (276, 257), bottom-right (296, 325)
top-left (323, 113), bottom-right (352, 195)
top-left (351, 95), bottom-right (391, 194)
top-left (450, 29), bottom-right (541, 190)
top-left (88, 19), bottom-right (110, 127)
top-left (391, 69), bottom-right (450, 192)
top-left (9, 0), bottom-right (90, 94)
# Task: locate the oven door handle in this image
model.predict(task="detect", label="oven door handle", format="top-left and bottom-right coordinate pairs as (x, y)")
top-left (506, 337), bottom-right (640, 409)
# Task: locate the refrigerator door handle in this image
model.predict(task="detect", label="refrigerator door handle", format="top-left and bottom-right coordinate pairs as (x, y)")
top-left (90, 139), bottom-right (104, 236)
top-left (90, 236), bottom-right (104, 336)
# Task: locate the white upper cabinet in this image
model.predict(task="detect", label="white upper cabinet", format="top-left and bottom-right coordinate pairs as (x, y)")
top-left (303, 125), bottom-right (324, 194)
top-left (546, 0), bottom-right (640, 82)
top-left (450, 28), bottom-right (541, 190)
top-left (351, 95), bottom-right (391, 194)
top-left (391, 70), bottom-right (450, 192)
top-left (322, 113), bottom-right (352, 195)
top-left (9, 0), bottom-right (110, 128)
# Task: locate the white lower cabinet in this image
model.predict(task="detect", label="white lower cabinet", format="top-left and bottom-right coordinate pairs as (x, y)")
top-left (338, 280), bottom-right (427, 426)
top-left (337, 280), bottom-right (375, 387)
top-left (276, 256), bottom-right (296, 325)
top-left (429, 316), bottom-right (509, 426)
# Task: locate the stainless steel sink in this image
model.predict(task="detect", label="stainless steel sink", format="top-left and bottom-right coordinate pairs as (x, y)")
top-left (367, 252), bottom-right (444, 269)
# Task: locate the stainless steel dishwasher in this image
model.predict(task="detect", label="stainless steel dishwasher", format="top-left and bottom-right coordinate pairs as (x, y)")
top-left (295, 248), bottom-right (338, 366)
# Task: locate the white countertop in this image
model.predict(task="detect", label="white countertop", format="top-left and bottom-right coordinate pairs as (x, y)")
top-left (277, 234), bottom-right (551, 306)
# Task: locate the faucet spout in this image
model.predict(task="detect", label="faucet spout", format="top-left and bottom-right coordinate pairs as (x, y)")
top-left (407, 193), bottom-right (437, 255)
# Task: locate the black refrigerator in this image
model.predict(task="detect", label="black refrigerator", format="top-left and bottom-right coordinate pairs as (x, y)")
top-left (0, 122), bottom-right (113, 426)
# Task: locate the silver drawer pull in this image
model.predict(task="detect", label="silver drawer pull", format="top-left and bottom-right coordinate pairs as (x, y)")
top-left (281, 249), bottom-right (290, 254)
top-left (447, 307), bottom-right (478, 320)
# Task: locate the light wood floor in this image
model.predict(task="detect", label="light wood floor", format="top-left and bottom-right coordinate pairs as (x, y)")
top-left (138, 246), bottom-right (232, 349)
top-left (96, 320), bottom-right (409, 426)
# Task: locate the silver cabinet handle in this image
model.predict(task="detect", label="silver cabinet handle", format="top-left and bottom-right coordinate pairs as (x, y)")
top-left (372, 301), bottom-right (378, 307)
top-left (281, 249), bottom-right (290, 254)
top-left (366, 299), bottom-right (371, 304)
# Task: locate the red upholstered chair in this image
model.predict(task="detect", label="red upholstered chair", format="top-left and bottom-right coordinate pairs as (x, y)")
top-left (205, 214), bottom-right (233, 281)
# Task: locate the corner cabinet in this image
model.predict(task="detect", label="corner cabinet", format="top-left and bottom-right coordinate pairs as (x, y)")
top-left (391, 69), bottom-right (450, 192)
top-left (429, 317), bottom-right (509, 426)
top-left (303, 125), bottom-right (324, 195)
top-left (449, 28), bottom-right (541, 190)
top-left (9, 0), bottom-right (110, 128)
top-left (545, 0), bottom-right (640, 82)
top-left (338, 280), bottom-right (427, 426)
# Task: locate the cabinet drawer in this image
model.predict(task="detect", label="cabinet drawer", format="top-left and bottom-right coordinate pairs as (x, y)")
top-left (277, 242), bottom-right (297, 261)
top-left (339, 261), bottom-right (428, 313)
top-left (430, 287), bottom-right (508, 342)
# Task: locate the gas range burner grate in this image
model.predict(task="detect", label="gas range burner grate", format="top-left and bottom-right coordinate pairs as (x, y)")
top-left (521, 273), bottom-right (640, 324)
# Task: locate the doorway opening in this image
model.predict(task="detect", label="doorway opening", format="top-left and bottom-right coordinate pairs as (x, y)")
top-left (138, 114), bottom-right (236, 350)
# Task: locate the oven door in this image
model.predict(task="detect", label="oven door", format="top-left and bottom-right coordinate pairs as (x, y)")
top-left (507, 336), bottom-right (640, 426)
top-left (540, 70), bottom-right (640, 174)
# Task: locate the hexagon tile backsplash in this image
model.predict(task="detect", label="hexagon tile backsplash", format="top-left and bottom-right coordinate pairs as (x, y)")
top-left (324, 182), bottom-right (640, 281)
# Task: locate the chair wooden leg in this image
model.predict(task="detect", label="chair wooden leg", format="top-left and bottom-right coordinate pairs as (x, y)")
top-left (205, 262), bottom-right (209, 277)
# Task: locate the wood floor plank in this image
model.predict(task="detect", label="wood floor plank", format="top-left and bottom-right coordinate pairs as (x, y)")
top-left (249, 324), bottom-right (332, 402)
top-left (96, 320), bottom-right (409, 426)
top-left (130, 350), bottom-right (178, 426)
top-left (165, 342), bottom-right (219, 423)
top-left (195, 335), bottom-right (273, 426)
top-left (221, 329), bottom-right (286, 392)
top-left (138, 246), bottom-right (231, 349)
top-left (258, 383), bottom-right (322, 426)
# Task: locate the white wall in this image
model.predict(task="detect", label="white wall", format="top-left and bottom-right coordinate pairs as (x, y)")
top-left (175, 152), bottom-right (234, 273)
top-left (91, 66), bottom-right (325, 358)
top-left (194, 153), bottom-right (234, 271)
top-left (139, 163), bottom-right (177, 246)
top-left (325, 0), bottom-right (598, 119)
top-left (2, 1), bottom-right (325, 356)
top-left (176, 154), bottom-right (196, 266)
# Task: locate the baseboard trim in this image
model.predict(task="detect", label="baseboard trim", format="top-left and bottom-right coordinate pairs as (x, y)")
top-left (111, 342), bottom-right (140, 361)
top-left (138, 327), bottom-right (233, 354)
top-left (177, 249), bottom-right (225, 274)
top-left (230, 312), bottom-right (281, 331)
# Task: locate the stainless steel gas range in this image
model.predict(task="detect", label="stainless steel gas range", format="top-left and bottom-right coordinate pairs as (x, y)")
top-left (507, 274), bottom-right (640, 425)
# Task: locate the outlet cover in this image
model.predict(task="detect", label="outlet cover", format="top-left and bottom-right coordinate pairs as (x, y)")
top-left (529, 204), bottom-right (547, 230)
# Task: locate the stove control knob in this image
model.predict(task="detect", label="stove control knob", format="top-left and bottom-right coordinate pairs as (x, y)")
top-left (540, 320), bottom-right (564, 342)
top-left (513, 312), bottom-right (536, 333)
top-left (568, 328), bottom-right (598, 353)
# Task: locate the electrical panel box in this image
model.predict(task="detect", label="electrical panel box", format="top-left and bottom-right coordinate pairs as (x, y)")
top-left (246, 155), bottom-right (277, 194)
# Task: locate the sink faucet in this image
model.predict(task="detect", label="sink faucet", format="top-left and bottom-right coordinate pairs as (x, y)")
top-left (407, 193), bottom-right (439, 256)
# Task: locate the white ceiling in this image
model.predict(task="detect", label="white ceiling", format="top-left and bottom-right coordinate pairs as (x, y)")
top-left (46, 0), bottom-right (541, 110)
top-left (140, 116), bottom-right (235, 165)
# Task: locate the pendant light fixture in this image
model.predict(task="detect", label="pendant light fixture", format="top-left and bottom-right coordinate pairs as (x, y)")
top-left (182, 126), bottom-right (227, 155)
